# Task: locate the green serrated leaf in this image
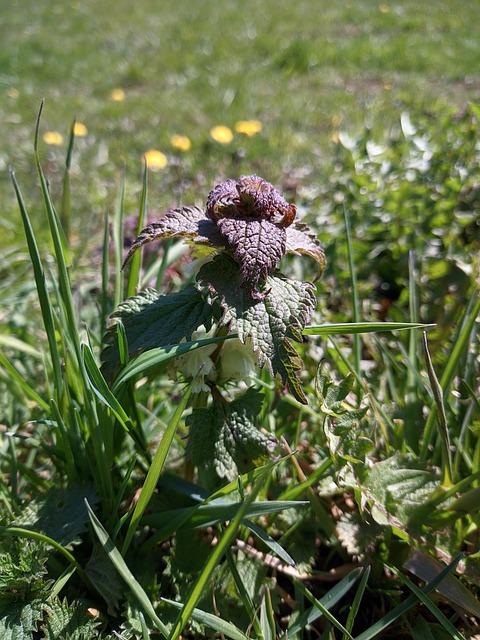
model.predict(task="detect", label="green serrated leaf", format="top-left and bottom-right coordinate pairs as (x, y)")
top-left (366, 454), bottom-right (441, 525)
top-left (41, 598), bottom-right (101, 640)
top-left (186, 388), bottom-right (278, 483)
top-left (0, 596), bottom-right (47, 640)
top-left (101, 284), bottom-right (218, 381)
top-left (0, 536), bottom-right (48, 592)
top-left (197, 254), bottom-right (316, 403)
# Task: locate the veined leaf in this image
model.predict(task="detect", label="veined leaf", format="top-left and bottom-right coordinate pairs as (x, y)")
top-left (186, 387), bottom-right (278, 483)
top-left (197, 253), bottom-right (316, 403)
top-left (101, 284), bottom-right (218, 381)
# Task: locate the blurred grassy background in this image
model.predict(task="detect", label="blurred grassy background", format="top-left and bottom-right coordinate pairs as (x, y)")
top-left (1, 0), bottom-right (480, 247)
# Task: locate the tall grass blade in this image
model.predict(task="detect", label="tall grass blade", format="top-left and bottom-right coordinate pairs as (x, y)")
top-left (0, 352), bottom-right (50, 411)
top-left (101, 209), bottom-right (110, 340)
top-left (34, 102), bottom-right (82, 367)
top-left (10, 167), bottom-right (63, 396)
top-left (388, 564), bottom-right (465, 639)
top-left (343, 203), bottom-right (361, 381)
top-left (121, 379), bottom-right (195, 555)
top-left (288, 567), bottom-right (362, 636)
top-left (82, 343), bottom-right (136, 436)
top-left (343, 565), bottom-right (371, 639)
top-left (303, 322), bottom-right (432, 336)
top-left (86, 501), bottom-right (169, 637)
top-left (60, 118), bottom-right (76, 246)
top-left (422, 332), bottom-right (453, 486)
top-left (290, 578), bottom-right (354, 638)
top-left (421, 288), bottom-right (480, 457)
top-left (126, 160), bottom-right (148, 298)
top-left (161, 599), bottom-right (249, 640)
top-left (112, 167), bottom-right (126, 308)
top-left (112, 335), bottom-right (234, 391)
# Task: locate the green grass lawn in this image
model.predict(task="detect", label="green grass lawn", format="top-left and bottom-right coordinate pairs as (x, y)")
top-left (1, 1), bottom-right (480, 638)
top-left (1, 0), bottom-right (480, 242)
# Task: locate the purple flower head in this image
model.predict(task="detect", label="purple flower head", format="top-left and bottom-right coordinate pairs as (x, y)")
top-left (206, 175), bottom-right (296, 227)
top-left (123, 174), bottom-right (325, 299)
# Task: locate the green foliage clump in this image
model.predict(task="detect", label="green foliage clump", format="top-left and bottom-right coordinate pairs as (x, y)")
top-left (1, 105), bottom-right (480, 638)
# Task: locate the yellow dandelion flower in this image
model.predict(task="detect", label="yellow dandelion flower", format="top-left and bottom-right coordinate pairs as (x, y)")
top-left (43, 131), bottom-right (64, 146)
top-left (331, 132), bottom-right (340, 144)
top-left (210, 125), bottom-right (233, 144)
top-left (171, 134), bottom-right (191, 152)
top-left (144, 149), bottom-right (168, 170)
top-left (379, 3), bottom-right (389, 13)
top-left (383, 81), bottom-right (393, 90)
top-left (73, 122), bottom-right (88, 137)
top-left (235, 120), bottom-right (262, 137)
top-left (7, 88), bottom-right (19, 99)
top-left (111, 88), bottom-right (125, 102)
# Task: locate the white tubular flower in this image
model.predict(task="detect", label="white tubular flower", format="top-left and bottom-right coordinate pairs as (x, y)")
top-left (170, 327), bottom-right (218, 393)
top-left (218, 338), bottom-right (257, 385)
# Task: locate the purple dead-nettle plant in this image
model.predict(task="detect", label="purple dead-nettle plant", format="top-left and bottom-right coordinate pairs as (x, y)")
top-left (103, 175), bottom-right (325, 484)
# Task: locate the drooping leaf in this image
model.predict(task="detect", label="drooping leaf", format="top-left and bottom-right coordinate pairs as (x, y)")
top-left (101, 284), bottom-right (218, 381)
top-left (186, 387), bottom-right (278, 484)
top-left (84, 543), bottom-right (123, 612)
top-left (13, 484), bottom-right (99, 547)
top-left (197, 254), bottom-right (316, 403)
top-left (285, 221), bottom-right (326, 279)
top-left (122, 205), bottom-right (224, 266)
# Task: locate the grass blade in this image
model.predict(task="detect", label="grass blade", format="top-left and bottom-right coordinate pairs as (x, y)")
top-left (10, 166), bottom-right (63, 396)
top-left (421, 288), bottom-right (480, 457)
top-left (344, 203), bottom-right (361, 380)
top-left (112, 167), bottom-right (126, 308)
top-left (354, 553), bottom-right (464, 640)
top-left (422, 332), bottom-right (453, 486)
top-left (126, 160), bottom-right (148, 298)
top-left (303, 322), bottom-right (433, 336)
top-left (343, 565), bottom-right (371, 639)
top-left (112, 335), bottom-right (235, 392)
top-left (86, 500), bottom-right (168, 637)
top-left (161, 599), bottom-right (249, 640)
top-left (60, 118), bottom-right (76, 246)
top-left (288, 567), bottom-right (362, 636)
top-left (388, 564), bottom-right (465, 640)
top-left (121, 379), bottom-right (195, 555)
top-left (167, 463), bottom-right (280, 640)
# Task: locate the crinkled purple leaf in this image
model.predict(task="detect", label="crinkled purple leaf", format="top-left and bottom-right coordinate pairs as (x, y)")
top-left (122, 206), bottom-right (224, 267)
top-left (217, 217), bottom-right (286, 298)
top-left (101, 284), bottom-right (219, 381)
top-left (196, 254), bottom-right (316, 403)
top-left (285, 222), bottom-right (327, 279)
